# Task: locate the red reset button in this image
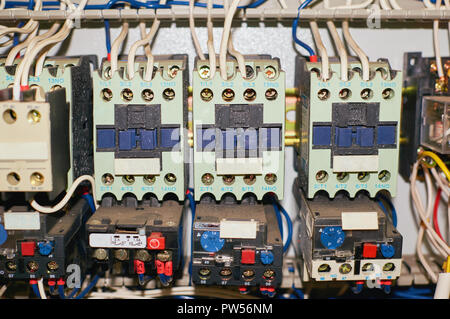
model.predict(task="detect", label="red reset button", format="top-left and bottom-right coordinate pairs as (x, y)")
top-left (241, 249), bottom-right (255, 264)
top-left (147, 232), bottom-right (165, 250)
top-left (362, 243), bottom-right (378, 258)
top-left (21, 242), bottom-right (36, 256)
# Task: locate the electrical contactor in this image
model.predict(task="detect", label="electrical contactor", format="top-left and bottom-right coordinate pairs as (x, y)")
top-left (93, 55), bottom-right (189, 202)
top-left (295, 57), bottom-right (402, 199)
top-left (192, 55), bottom-right (285, 201)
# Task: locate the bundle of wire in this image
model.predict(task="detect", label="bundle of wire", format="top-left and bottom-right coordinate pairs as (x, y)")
top-left (410, 151), bottom-right (450, 283)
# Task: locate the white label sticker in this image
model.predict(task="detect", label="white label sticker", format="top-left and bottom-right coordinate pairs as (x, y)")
top-left (89, 233), bottom-right (147, 248)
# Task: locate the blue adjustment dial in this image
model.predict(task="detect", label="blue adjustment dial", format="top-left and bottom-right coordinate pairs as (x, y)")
top-left (320, 226), bottom-right (345, 249)
top-left (200, 231), bottom-right (225, 253)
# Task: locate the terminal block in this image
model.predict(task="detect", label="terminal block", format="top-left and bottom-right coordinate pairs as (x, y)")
top-left (0, 87), bottom-right (69, 197)
top-left (294, 57), bottom-right (402, 199)
top-left (85, 197), bottom-right (184, 284)
top-left (0, 199), bottom-right (90, 280)
top-left (191, 199), bottom-right (283, 288)
top-left (400, 52), bottom-right (450, 180)
top-left (292, 178), bottom-right (402, 283)
top-left (93, 55), bottom-right (188, 202)
top-left (0, 56), bottom-right (97, 185)
top-left (192, 55), bottom-right (285, 201)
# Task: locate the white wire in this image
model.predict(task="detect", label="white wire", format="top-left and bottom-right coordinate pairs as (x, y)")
top-left (30, 175), bottom-right (99, 214)
top-left (379, 0), bottom-right (391, 10)
top-left (342, 20), bottom-right (370, 81)
top-left (0, 284), bottom-right (7, 298)
top-left (110, 21), bottom-right (129, 77)
top-left (0, 0), bottom-right (5, 10)
top-left (189, 0), bottom-right (205, 60)
top-left (37, 278), bottom-right (47, 299)
top-left (224, 0), bottom-right (246, 79)
top-left (219, 0), bottom-right (240, 80)
top-left (324, 0), bottom-right (373, 9)
top-left (127, 19), bottom-right (160, 81)
top-left (309, 21), bottom-right (330, 81)
top-left (5, 28), bottom-right (39, 66)
top-left (0, 0), bottom-right (41, 39)
top-left (139, 22), bottom-right (151, 58)
top-left (12, 0), bottom-right (87, 100)
top-left (410, 161), bottom-right (450, 254)
top-left (33, 24), bottom-right (66, 76)
top-left (388, 0), bottom-right (401, 9)
top-left (277, 0), bottom-right (287, 9)
top-left (423, 0), bottom-right (435, 9)
top-left (327, 21), bottom-right (348, 81)
top-left (206, 0), bottom-right (216, 79)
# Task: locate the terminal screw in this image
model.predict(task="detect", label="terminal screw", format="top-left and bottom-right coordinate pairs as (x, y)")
top-left (168, 65), bottom-right (180, 78)
top-left (135, 249), bottom-right (151, 262)
top-left (93, 248), bottom-right (108, 261)
top-left (201, 173), bottom-right (214, 185)
top-left (114, 249), bottom-right (129, 261)
top-left (27, 261), bottom-right (39, 273)
top-left (199, 65), bottom-right (211, 79)
top-left (200, 88), bottom-right (213, 102)
top-left (156, 250), bottom-right (171, 262)
top-left (47, 261), bottom-right (59, 272)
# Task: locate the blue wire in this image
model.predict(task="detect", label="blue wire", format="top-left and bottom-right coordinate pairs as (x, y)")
top-left (81, 194), bottom-right (96, 213)
top-left (271, 198), bottom-right (284, 239)
top-left (271, 197), bottom-right (292, 253)
top-left (104, 20), bottom-right (112, 54)
top-left (75, 275), bottom-right (100, 299)
top-left (277, 201), bottom-right (293, 253)
top-left (57, 285), bottom-right (66, 299)
top-left (376, 193), bottom-right (397, 228)
top-left (31, 284), bottom-right (41, 298)
top-left (292, 285), bottom-right (304, 299)
top-left (292, 0), bottom-right (316, 57)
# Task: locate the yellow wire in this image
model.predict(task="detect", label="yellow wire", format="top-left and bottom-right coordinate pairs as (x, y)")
top-left (418, 151), bottom-right (450, 183)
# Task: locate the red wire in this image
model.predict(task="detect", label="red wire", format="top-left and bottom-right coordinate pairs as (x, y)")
top-left (433, 188), bottom-right (444, 241)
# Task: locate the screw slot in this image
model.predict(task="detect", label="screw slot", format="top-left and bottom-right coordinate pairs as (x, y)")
top-left (3, 109), bottom-right (17, 124)
top-left (141, 89), bottom-right (154, 102)
top-left (336, 172), bottom-right (349, 182)
top-left (318, 89), bottom-right (330, 100)
top-left (168, 65), bottom-right (180, 78)
top-left (264, 66), bottom-right (277, 79)
top-left (357, 172), bottom-right (370, 182)
top-left (7, 172), bottom-right (20, 185)
top-left (222, 175), bottom-right (235, 185)
top-left (164, 173), bottom-right (177, 185)
top-left (101, 88), bottom-right (113, 102)
top-left (30, 172), bottom-right (44, 186)
top-left (121, 88), bottom-right (133, 102)
top-left (143, 175), bottom-right (156, 185)
top-left (162, 88), bottom-right (175, 101)
top-left (243, 88), bottom-right (257, 101)
top-left (200, 88), bottom-right (213, 102)
top-left (102, 173), bottom-right (114, 186)
top-left (122, 175), bottom-right (135, 185)
top-left (382, 88), bottom-right (395, 100)
top-left (315, 170), bottom-right (328, 183)
top-left (360, 88), bottom-right (373, 100)
top-left (27, 110), bottom-right (41, 124)
top-left (264, 173), bottom-right (277, 185)
top-left (339, 263), bottom-right (352, 274)
top-left (318, 264), bottom-right (331, 272)
top-left (339, 88), bottom-right (351, 100)
top-left (199, 65), bottom-right (211, 79)
top-left (201, 173), bottom-right (214, 185)
top-left (378, 170), bottom-right (391, 182)
top-left (222, 88), bottom-right (235, 102)
top-left (265, 88), bottom-right (278, 101)
top-left (383, 262), bottom-right (395, 272)
top-left (243, 174), bottom-right (256, 185)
